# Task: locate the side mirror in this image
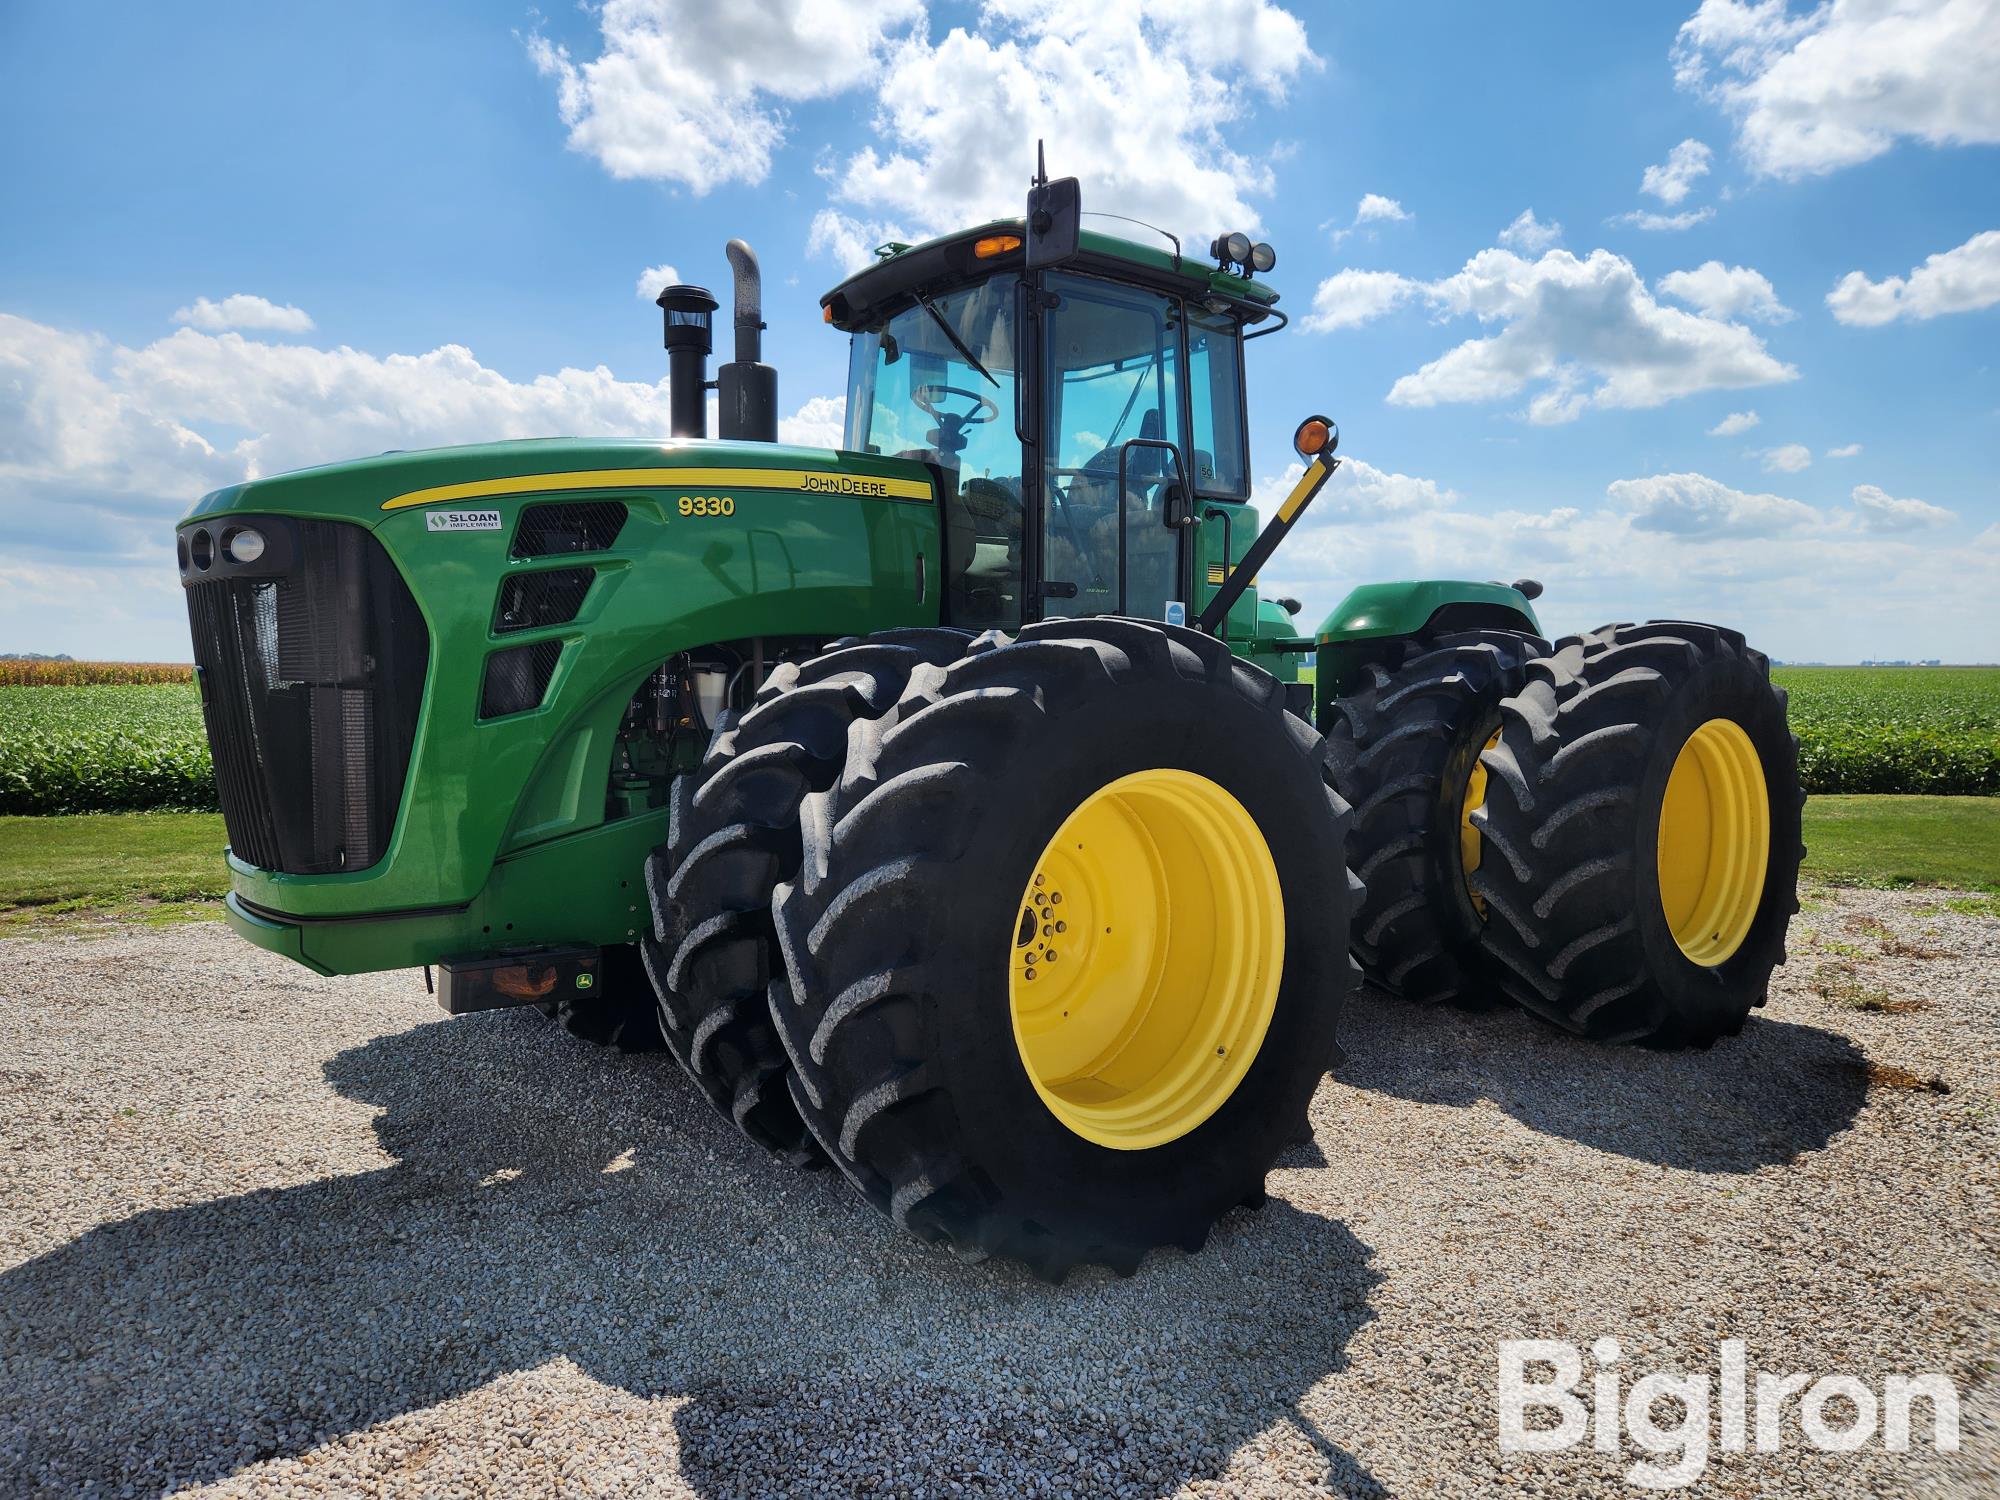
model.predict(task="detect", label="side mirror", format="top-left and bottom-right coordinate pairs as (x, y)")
top-left (1026, 176), bottom-right (1081, 269)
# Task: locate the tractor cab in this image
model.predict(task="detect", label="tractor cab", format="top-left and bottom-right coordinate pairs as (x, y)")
top-left (825, 209), bottom-right (1282, 635)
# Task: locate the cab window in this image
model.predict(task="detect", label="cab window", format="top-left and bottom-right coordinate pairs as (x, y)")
top-left (1186, 309), bottom-right (1247, 498)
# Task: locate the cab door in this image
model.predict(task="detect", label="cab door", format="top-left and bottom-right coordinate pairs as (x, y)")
top-left (1036, 272), bottom-right (1189, 622)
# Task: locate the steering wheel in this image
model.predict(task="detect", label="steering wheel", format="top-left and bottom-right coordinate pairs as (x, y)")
top-left (913, 383), bottom-right (999, 427)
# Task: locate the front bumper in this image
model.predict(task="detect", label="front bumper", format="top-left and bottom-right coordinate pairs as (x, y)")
top-left (219, 806), bottom-right (670, 975)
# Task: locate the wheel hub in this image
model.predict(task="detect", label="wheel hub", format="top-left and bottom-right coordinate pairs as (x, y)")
top-left (1657, 717), bottom-right (1770, 966)
top-left (1007, 769), bottom-right (1283, 1150)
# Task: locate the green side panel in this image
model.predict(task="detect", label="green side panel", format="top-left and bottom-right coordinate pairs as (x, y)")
top-left (185, 438), bottom-right (940, 970)
top-left (1191, 498), bottom-right (1262, 642)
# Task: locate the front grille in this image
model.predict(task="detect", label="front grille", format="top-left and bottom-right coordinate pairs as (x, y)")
top-left (182, 517), bottom-right (428, 875)
top-left (493, 567), bottom-right (594, 633)
top-left (512, 501), bottom-right (626, 558)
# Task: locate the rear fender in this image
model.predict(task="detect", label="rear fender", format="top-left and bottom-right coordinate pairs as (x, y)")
top-left (1312, 580), bottom-right (1541, 724)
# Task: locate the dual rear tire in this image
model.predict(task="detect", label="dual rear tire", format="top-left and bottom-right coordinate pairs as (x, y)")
top-left (1325, 620), bottom-right (1804, 1047)
top-left (1470, 621), bottom-right (1804, 1046)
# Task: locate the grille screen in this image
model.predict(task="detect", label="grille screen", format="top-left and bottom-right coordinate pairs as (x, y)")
top-left (480, 641), bottom-right (563, 719)
top-left (512, 501), bottom-right (626, 558)
top-left (183, 519), bottom-right (427, 875)
top-left (494, 567), bottom-right (594, 634)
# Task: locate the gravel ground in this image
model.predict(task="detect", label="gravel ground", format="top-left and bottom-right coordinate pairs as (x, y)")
top-left (1, 886), bottom-right (1994, 1498)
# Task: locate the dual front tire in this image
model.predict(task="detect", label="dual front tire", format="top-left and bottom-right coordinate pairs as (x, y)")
top-left (648, 619), bottom-right (1358, 1276)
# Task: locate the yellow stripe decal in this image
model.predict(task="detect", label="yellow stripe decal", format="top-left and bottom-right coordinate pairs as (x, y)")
top-left (382, 466), bottom-right (933, 511)
top-left (1276, 456), bottom-right (1329, 524)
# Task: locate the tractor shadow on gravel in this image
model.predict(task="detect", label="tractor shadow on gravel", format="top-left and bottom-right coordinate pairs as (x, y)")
top-left (0, 1012), bottom-right (1384, 1498)
top-left (1336, 983), bottom-right (1870, 1172)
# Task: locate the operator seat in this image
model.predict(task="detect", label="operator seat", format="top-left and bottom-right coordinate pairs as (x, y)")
top-left (1047, 410), bottom-right (1176, 609)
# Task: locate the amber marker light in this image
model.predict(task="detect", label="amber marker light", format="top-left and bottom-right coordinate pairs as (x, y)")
top-left (973, 233), bottom-right (1023, 258)
top-left (1293, 414), bottom-right (1337, 460)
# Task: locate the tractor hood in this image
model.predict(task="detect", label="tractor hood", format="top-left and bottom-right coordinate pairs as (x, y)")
top-left (180, 437), bottom-right (931, 529)
top-left (173, 436), bottom-right (938, 967)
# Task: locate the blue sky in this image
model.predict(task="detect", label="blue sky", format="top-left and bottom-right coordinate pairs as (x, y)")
top-left (2, 0), bottom-right (1996, 661)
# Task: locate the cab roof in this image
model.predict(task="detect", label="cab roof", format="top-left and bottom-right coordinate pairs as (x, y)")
top-left (819, 217), bottom-right (1280, 333)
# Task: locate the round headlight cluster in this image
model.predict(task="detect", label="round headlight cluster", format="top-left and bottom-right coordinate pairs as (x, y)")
top-left (181, 524), bottom-right (269, 573)
top-left (1209, 232), bottom-right (1278, 278)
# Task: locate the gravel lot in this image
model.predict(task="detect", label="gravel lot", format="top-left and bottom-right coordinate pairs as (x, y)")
top-left (1, 887), bottom-right (1994, 1498)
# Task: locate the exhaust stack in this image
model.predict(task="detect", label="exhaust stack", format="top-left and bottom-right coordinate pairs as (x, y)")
top-left (717, 239), bottom-right (778, 443)
top-left (656, 283), bottom-right (716, 439)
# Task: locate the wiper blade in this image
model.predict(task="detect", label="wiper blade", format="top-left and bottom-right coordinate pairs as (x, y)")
top-left (917, 293), bottom-right (1000, 390)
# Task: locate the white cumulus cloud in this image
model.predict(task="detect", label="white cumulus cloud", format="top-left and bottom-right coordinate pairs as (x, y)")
top-left (1710, 409), bottom-right (1761, 435)
top-left (1851, 482), bottom-right (1955, 529)
top-left (1354, 192), bottom-right (1411, 224)
top-left (634, 263), bottom-right (680, 301)
top-left (1641, 138), bottom-right (1714, 203)
top-left (1497, 208), bottom-right (1563, 253)
top-left (1825, 228), bottom-right (2000, 325)
top-left (528, 0), bottom-right (924, 193)
top-left (1826, 442), bottom-right (1863, 457)
top-left (1330, 192), bottom-right (1412, 244)
top-left (823, 1), bottom-right (1319, 249)
top-left (0, 310), bottom-right (842, 571)
top-left (1757, 442), bottom-right (1813, 472)
top-left (1658, 261), bottom-right (1793, 322)
top-left (1358, 247), bottom-right (1796, 421)
top-left (806, 208), bottom-right (911, 275)
top-left (1253, 454), bottom-right (1457, 519)
top-left (170, 294), bottom-right (315, 334)
top-left (1301, 269), bottom-right (1419, 332)
top-left (1608, 470), bottom-right (1820, 534)
top-left (1674, 0), bottom-right (2000, 178)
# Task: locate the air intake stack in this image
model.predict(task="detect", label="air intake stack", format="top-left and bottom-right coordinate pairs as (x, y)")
top-left (717, 239), bottom-right (778, 442)
top-left (655, 283), bottom-right (717, 439)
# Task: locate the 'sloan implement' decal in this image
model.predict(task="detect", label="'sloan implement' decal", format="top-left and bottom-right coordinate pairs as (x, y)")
top-left (383, 466), bottom-right (933, 511)
top-left (425, 509), bottom-right (502, 532)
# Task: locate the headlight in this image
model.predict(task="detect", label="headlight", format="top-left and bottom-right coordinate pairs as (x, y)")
top-left (1250, 241), bottom-right (1277, 273)
top-left (224, 527), bottom-right (266, 564)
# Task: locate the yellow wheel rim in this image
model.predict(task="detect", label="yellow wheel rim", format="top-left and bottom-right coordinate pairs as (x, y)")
top-left (1461, 727), bottom-right (1501, 916)
top-left (1007, 769), bottom-right (1283, 1151)
top-left (1657, 718), bottom-right (1770, 966)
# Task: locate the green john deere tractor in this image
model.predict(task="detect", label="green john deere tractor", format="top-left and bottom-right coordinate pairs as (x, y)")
top-left (176, 165), bottom-right (1803, 1277)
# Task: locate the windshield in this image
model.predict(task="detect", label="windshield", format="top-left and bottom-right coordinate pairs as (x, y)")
top-left (844, 276), bottom-right (1024, 632)
top-left (844, 278), bottom-right (1019, 482)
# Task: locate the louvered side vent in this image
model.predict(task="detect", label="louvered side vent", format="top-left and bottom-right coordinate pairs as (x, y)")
top-left (480, 641), bottom-right (563, 719)
top-left (512, 501), bottom-right (627, 558)
top-left (493, 567), bottom-right (594, 634)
